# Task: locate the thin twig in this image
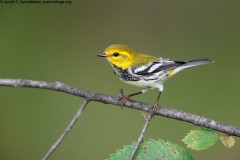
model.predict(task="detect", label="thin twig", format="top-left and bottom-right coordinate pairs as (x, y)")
top-left (42, 99), bottom-right (89, 160)
top-left (0, 78), bottom-right (240, 137)
top-left (129, 112), bottom-right (153, 160)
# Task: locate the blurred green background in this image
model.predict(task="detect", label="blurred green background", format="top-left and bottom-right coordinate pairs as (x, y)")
top-left (0, 0), bottom-right (239, 159)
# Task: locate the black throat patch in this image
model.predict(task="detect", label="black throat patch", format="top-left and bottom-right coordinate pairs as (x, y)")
top-left (112, 65), bottom-right (140, 81)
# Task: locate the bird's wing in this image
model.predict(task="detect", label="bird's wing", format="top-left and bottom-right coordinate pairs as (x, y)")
top-left (131, 58), bottom-right (185, 76)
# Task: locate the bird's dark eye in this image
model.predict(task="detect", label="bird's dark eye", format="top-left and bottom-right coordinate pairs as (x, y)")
top-left (113, 52), bottom-right (119, 57)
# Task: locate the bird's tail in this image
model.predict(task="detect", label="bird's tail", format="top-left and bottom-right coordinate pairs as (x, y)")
top-left (184, 59), bottom-right (214, 68)
top-left (172, 59), bottom-right (214, 75)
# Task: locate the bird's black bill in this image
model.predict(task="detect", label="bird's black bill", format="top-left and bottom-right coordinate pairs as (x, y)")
top-left (97, 52), bottom-right (108, 57)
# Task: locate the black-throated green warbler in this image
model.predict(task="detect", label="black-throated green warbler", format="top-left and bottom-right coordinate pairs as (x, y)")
top-left (97, 44), bottom-right (213, 110)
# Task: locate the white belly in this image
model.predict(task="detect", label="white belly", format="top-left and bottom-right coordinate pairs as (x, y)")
top-left (122, 79), bottom-right (164, 91)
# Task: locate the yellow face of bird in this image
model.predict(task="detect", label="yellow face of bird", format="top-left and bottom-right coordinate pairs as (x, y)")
top-left (98, 44), bottom-right (136, 70)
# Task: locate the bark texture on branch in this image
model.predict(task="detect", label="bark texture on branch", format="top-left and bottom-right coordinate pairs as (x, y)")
top-left (0, 78), bottom-right (239, 137)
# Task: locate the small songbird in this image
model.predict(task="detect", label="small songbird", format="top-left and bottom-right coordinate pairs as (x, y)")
top-left (97, 44), bottom-right (213, 110)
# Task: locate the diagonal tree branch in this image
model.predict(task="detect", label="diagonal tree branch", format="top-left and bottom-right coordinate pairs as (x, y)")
top-left (0, 78), bottom-right (240, 137)
top-left (129, 112), bottom-right (153, 160)
top-left (42, 99), bottom-right (89, 160)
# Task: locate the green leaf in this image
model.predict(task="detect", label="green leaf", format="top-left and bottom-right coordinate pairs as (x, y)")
top-left (107, 139), bottom-right (193, 160)
top-left (182, 127), bottom-right (218, 151)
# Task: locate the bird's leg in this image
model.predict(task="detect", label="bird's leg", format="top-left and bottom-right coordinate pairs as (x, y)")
top-left (151, 91), bottom-right (162, 115)
top-left (119, 89), bottom-right (146, 106)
